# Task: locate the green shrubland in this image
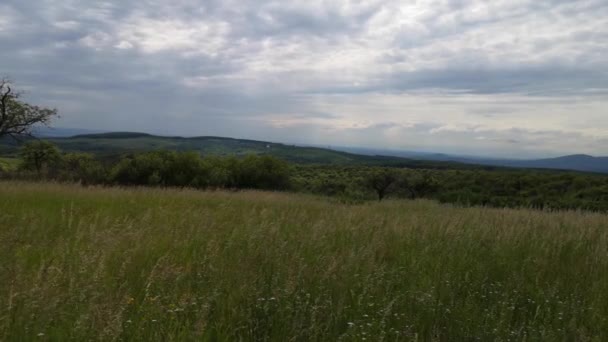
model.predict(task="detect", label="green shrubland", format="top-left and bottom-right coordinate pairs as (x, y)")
top-left (4, 140), bottom-right (608, 211)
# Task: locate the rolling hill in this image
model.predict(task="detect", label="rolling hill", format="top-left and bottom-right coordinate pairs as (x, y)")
top-left (495, 154), bottom-right (608, 174)
top-left (0, 132), bottom-right (479, 169)
top-left (334, 147), bottom-right (608, 174)
top-left (2, 131), bottom-right (608, 173)
top-left (416, 154), bottom-right (608, 174)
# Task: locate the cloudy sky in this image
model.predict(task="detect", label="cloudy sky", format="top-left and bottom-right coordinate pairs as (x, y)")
top-left (1, 0), bottom-right (607, 158)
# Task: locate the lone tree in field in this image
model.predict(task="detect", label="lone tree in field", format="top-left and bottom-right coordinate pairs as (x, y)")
top-left (19, 140), bottom-right (62, 176)
top-left (0, 78), bottom-right (58, 140)
top-left (366, 168), bottom-right (399, 201)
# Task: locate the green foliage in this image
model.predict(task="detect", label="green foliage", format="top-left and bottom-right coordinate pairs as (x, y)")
top-left (366, 167), bottom-right (400, 201)
top-left (60, 152), bottom-right (105, 185)
top-left (235, 155), bottom-right (291, 190)
top-left (18, 140), bottom-right (62, 175)
top-left (293, 165), bottom-right (608, 211)
top-left (110, 151), bottom-right (202, 187)
top-left (109, 151), bottom-right (290, 190)
top-left (0, 157), bottom-right (18, 172)
top-left (5, 143), bottom-right (608, 211)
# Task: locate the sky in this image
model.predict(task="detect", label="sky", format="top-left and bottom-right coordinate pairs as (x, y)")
top-left (1, 0), bottom-right (607, 158)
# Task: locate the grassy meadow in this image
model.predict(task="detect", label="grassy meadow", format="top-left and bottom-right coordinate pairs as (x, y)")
top-left (1, 182), bottom-right (608, 341)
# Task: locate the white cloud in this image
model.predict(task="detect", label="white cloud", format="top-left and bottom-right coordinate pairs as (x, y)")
top-left (54, 20), bottom-right (80, 30)
top-left (114, 40), bottom-right (134, 50)
top-left (116, 17), bottom-right (230, 55)
top-left (78, 31), bottom-right (114, 50)
top-left (0, 4), bottom-right (18, 34)
top-left (0, 0), bottom-right (607, 157)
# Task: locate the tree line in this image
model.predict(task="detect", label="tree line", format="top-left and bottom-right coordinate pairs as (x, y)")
top-left (3, 140), bottom-right (290, 190)
top-left (4, 140), bottom-right (608, 212)
top-left (292, 165), bottom-right (608, 211)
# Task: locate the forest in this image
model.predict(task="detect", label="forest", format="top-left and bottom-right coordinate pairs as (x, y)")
top-left (3, 140), bottom-right (608, 212)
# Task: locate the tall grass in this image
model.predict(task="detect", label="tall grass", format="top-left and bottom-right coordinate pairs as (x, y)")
top-left (1, 181), bottom-right (607, 341)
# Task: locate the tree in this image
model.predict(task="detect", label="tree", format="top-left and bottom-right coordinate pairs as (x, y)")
top-left (404, 171), bottom-right (439, 199)
top-left (236, 155), bottom-right (291, 190)
top-left (19, 140), bottom-right (62, 175)
top-left (62, 152), bottom-right (105, 185)
top-left (0, 78), bottom-right (58, 140)
top-left (366, 168), bottom-right (399, 201)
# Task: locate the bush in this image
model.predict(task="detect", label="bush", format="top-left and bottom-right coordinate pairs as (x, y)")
top-left (107, 151), bottom-right (291, 191)
top-left (110, 151), bottom-right (204, 187)
top-left (60, 153), bottom-right (106, 185)
top-left (235, 155), bottom-right (291, 190)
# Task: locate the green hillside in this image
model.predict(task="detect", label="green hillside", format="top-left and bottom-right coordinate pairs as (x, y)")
top-left (58, 133), bottom-right (361, 164)
top-left (0, 132), bottom-right (490, 169)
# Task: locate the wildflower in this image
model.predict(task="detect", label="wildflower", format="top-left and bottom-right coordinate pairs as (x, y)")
top-left (347, 322), bottom-right (355, 327)
top-left (37, 333), bottom-right (45, 337)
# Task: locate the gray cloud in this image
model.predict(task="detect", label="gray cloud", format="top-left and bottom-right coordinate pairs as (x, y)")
top-left (0, 0), bottom-right (607, 157)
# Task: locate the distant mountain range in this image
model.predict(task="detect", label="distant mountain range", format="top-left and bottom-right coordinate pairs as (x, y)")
top-left (33, 126), bottom-right (107, 138)
top-left (333, 147), bottom-right (608, 174)
top-left (3, 129), bottom-right (608, 174)
top-left (482, 155), bottom-right (608, 174)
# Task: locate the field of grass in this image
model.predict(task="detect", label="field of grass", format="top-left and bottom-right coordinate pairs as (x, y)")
top-left (1, 182), bottom-right (608, 340)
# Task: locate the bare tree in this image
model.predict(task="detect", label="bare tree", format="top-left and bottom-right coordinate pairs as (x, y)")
top-left (0, 78), bottom-right (58, 140)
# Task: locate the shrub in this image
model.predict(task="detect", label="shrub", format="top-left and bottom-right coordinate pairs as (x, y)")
top-left (61, 152), bottom-right (106, 185)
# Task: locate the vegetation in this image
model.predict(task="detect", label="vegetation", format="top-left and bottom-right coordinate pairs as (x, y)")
top-left (0, 78), bottom-right (58, 140)
top-left (1, 182), bottom-right (607, 340)
top-left (19, 140), bottom-right (62, 175)
top-left (2, 144), bottom-right (292, 192)
top-left (293, 165), bottom-right (608, 211)
top-left (2, 74), bottom-right (605, 341)
top-left (0, 157), bottom-right (18, 171)
top-left (4, 140), bottom-right (608, 211)
top-left (365, 168), bottom-right (400, 201)
top-left (0, 132), bottom-right (510, 168)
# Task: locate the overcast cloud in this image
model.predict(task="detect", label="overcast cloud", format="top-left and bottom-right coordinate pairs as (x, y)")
top-left (1, 0), bottom-right (607, 158)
